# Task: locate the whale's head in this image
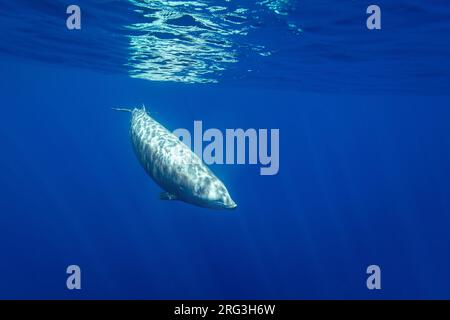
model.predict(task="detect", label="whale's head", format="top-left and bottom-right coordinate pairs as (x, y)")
top-left (201, 179), bottom-right (237, 210)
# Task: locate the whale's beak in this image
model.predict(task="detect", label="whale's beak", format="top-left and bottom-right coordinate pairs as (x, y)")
top-left (227, 200), bottom-right (237, 209)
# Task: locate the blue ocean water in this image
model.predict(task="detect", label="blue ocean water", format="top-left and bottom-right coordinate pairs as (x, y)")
top-left (0, 0), bottom-right (450, 299)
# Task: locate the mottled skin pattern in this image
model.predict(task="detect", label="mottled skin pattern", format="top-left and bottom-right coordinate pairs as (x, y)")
top-left (129, 108), bottom-right (237, 209)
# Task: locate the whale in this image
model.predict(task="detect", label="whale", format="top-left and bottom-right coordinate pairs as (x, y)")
top-left (113, 106), bottom-right (237, 210)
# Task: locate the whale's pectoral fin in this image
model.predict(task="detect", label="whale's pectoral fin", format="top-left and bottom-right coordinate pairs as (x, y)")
top-left (160, 192), bottom-right (178, 201)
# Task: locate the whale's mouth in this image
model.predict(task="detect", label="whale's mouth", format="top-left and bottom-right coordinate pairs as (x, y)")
top-left (211, 199), bottom-right (237, 210)
top-left (226, 202), bottom-right (238, 210)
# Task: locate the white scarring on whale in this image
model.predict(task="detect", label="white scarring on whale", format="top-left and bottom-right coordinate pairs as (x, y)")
top-left (113, 105), bottom-right (237, 210)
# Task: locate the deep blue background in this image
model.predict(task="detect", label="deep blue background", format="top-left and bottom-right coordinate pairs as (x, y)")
top-left (0, 0), bottom-right (450, 299)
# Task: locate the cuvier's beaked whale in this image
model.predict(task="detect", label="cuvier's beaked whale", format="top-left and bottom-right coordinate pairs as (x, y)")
top-left (113, 106), bottom-right (237, 210)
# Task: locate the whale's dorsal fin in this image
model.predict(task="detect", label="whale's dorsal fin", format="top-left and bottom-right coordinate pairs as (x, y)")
top-left (160, 192), bottom-right (178, 201)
